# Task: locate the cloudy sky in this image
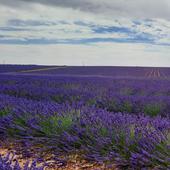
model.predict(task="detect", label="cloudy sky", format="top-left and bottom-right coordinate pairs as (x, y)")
top-left (0, 0), bottom-right (170, 66)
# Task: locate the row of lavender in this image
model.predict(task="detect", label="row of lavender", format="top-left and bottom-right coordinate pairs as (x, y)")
top-left (0, 94), bottom-right (169, 169)
top-left (0, 75), bottom-right (170, 117)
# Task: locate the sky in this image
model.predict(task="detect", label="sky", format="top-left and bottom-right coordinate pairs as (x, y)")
top-left (0, 0), bottom-right (170, 66)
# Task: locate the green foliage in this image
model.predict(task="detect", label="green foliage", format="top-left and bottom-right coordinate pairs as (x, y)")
top-left (120, 88), bottom-right (134, 95)
top-left (87, 98), bottom-right (96, 106)
top-left (7, 128), bottom-right (20, 136)
top-left (6, 115), bottom-right (29, 136)
top-left (152, 142), bottom-right (170, 167)
top-left (99, 127), bottom-right (108, 137)
top-left (107, 99), bottom-right (118, 112)
top-left (121, 101), bottom-right (133, 113)
top-left (40, 115), bottom-right (72, 136)
top-left (52, 95), bottom-right (65, 103)
top-left (0, 109), bottom-right (9, 117)
top-left (14, 117), bottom-right (27, 127)
top-left (144, 104), bottom-right (161, 117)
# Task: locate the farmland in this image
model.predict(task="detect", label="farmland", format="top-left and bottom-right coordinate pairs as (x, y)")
top-left (0, 65), bottom-right (170, 169)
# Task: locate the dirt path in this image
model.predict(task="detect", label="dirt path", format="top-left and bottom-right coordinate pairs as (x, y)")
top-left (0, 147), bottom-right (118, 170)
top-left (19, 66), bottom-right (66, 73)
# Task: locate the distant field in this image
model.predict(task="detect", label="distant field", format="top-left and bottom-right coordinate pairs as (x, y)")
top-left (26, 66), bottom-right (169, 78)
top-left (0, 65), bottom-right (170, 169)
top-left (1, 65), bottom-right (170, 79)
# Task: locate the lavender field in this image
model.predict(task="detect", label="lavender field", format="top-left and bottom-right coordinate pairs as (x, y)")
top-left (0, 65), bottom-right (170, 169)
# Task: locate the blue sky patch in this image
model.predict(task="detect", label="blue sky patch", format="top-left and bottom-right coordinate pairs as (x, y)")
top-left (92, 26), bottom-right (134, 34)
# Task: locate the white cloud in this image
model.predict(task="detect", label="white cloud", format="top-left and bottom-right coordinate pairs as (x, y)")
top-left (0, 1), bottom-right (170, 66)
top-left (1, 0), bottom-right (170, 20)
